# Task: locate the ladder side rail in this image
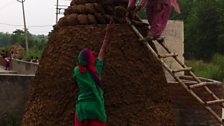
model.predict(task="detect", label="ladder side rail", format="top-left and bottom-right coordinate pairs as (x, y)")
top-left (144, 42), bottom-right (207, 106)
top-left (158, 42), bottom-right (203, 83)
top-left (188, 71), bottom-right (202, 83)
top-left (128, 21), bottom-right (160, 59)
top-left (159, 41), bottom-right (224, 95)
top-left (160, 57), bottom-right (224, 124)
top-left (160, 58), bottom-right (205, 104)
top-left (160, 41), bottom-right (224, 102)
top-left (182, 75), bottom-right (224, 101)
top-left (205, 106), bottom-right (223, 124)
top-left (156, 36), bottom-right (224, 107)
top-left (180, 76), bottom-right (222, 84)
top-left (178, 72), bottom-right (223, 103)
top-left (203, 86), bottom-right (224, 103)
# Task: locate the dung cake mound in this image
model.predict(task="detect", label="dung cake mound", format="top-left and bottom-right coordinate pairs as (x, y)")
top-left (21, 0), bottom-right (176, 126)
top-left (57, 0), bottom-right (127, 27)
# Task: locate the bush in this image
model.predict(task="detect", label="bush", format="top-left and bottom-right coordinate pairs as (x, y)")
top-left (22, 48), bottom-right (43, 61)
top-left (186, 54), bottom-right (224, 82)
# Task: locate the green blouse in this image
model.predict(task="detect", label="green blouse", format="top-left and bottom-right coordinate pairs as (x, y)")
top-left (72, 59), bottom-right (106, 122)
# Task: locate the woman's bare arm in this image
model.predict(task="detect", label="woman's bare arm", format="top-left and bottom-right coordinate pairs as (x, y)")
top-left (98, 22), bottom-right (112, 60)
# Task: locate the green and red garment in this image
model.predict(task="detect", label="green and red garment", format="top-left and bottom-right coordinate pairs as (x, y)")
top-left (73, 48), bottom-right (107, 123)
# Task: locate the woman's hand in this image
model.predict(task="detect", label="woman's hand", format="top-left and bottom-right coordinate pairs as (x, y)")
top-left (106, 21), bottom-right (113, 32)
top-left (104, 20), bottom-right (114, 39)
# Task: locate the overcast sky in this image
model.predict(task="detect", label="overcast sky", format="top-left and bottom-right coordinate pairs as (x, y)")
top-left (0, 0), bottom-right (70, 35)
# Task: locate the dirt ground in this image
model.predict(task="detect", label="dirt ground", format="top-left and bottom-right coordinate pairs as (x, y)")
top-left (21, 24), bottom-right (176, 126)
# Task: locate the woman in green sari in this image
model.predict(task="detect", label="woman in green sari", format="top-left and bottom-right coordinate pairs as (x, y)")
top-left (73, 23), bottom-right (112, 126)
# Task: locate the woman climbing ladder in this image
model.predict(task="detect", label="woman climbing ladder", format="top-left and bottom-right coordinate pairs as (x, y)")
top-left (127, 0), bottom-right (180, 41)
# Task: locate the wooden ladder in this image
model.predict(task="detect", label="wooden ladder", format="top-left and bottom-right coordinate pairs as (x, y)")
top-left (126, 19), bottom-right (224, 124)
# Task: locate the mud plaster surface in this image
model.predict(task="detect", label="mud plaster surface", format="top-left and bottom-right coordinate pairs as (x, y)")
top-left (21, 25), bottom-right (176, 126)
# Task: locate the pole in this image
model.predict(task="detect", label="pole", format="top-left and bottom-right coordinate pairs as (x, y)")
top-left (17, 0), bottom-right (29, 55)
top-left (56, 0), bottom-right (59, 23)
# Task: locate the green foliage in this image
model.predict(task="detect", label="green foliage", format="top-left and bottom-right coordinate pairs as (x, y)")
top-left (171, 0), bottom-right (224, 60)
top-left (0, 32), bottom-right (12, 47)
top-left (22, 48), bottom-right (43, 61)
top-left (186, 54), bottom-right (224, 82)
top-left (185, 0), bottom-right (220, 60)
top-left (0, 29), bottom-right (48, 49)
top-left (0, 30), bottom-right (47, 61)
top-left (1, 117), bottom-right (18, 126)
top-left (0, 46), bottom-right (11, 52)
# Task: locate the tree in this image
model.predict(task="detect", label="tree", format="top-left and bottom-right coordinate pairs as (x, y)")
top-left (170, 0), bottom-right (194, 21)
top-left (185, 0), bottom-right (221, 60)
top-left (0, 32), bottom-right (12, 47)
top-left (13, 29), bottom-right (25, 34)
top-left (216, 0), bottom-right (224, 54)
top-left (11, 30), bottom-right (26, 47)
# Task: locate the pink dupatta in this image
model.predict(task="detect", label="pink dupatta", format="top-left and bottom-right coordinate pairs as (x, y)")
top-left (128, 0), bottom-right (181, 13)
top-left (171, 0), bottom-right (180, 13)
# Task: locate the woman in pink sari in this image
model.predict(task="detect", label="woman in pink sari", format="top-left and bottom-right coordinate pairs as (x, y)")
top-left (127, 0), bottom-right (180, 40)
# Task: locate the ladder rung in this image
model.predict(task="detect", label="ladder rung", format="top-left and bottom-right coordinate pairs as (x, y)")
top-left (158, 53), bottom-right (178, 58)
top-left (205, 99), bottom-right (224, 105)
top-left (172, 67), bottom-right (192, 73)
top-left (189, 82), bottom-right (208, 89)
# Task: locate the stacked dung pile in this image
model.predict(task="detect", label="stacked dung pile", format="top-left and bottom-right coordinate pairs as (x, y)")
top-left (56, 0), bottom-right (127, 27)
top-left (21, 0), bottom-right (177, 126)
top-left (0, 56), bottom-right (4, 66)
top-left (10, 42), bottom-right (25, 59)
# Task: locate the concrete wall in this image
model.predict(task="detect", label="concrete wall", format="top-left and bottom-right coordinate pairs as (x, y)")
top-left (168, 82), bottom-right (224, 126)
top-left (159, 20), bottom-right (185, 82)
top-left (0, 74), bottom-right (34, 125)
top-left (141, 20), bottom-right (184, 82)
top-left (11, 59), bottom-right (38, 74)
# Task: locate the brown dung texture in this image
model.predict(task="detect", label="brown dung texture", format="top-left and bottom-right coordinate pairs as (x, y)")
top-left (21, 25), bottom-right (176, 126)
top-left (58, 0), bottom-right (127, 28)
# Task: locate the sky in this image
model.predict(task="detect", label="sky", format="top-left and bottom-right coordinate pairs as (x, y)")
top-left (0, 0), bottom-right (70, 35)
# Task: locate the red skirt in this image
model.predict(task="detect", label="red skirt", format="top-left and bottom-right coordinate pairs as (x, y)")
top-left (74, 114), bottom-right (106, 126)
